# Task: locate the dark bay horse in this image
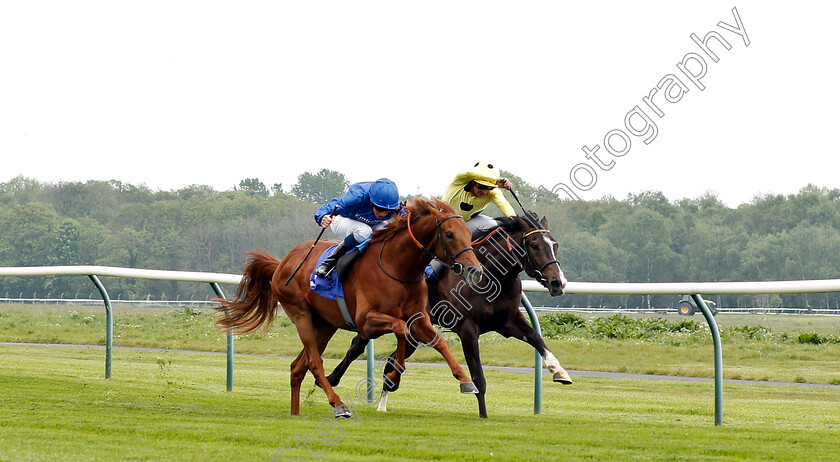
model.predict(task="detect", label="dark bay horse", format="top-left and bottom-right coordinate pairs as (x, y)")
top-left (215, 198), bottom-right (482, 418)
top-left (325, 211), bottom-right (571, 418)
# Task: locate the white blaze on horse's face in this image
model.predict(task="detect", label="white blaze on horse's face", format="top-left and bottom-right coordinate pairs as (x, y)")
top-left (545, 235), bottom-right (568, 289)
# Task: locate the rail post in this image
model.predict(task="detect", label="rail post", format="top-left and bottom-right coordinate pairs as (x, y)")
top-left (87, 275), bottom-right (112, 379)
top-left (210, 282), bottom-right (234, 391)
top-left (366, 339), bottom-right (375, 402)
top-left (521, 293), bottom-right (543, 414)
top-left (692, 294), bottom-right (723, 425)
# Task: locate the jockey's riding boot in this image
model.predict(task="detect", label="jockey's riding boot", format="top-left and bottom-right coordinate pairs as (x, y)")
top-left (429, 259), bottom-right (446, 280)
top-left (315, 241), bottom-right (351, 280)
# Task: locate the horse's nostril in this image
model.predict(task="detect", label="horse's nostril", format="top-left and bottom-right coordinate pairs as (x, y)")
top-left (466, 267), bottom-right (483, 286)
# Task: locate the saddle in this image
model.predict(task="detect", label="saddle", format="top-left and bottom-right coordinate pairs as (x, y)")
top-left (309, 242), bottom-right (367, 330)
top-left (334, 246), bottom-right (362, 283)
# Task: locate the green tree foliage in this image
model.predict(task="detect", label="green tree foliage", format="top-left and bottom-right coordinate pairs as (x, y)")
top-left (290, 169), bottom-right (349, 204)
top-left (2, 176), bottom-right (840, 308)
top-left (237, 178), bottom-right (269, 197)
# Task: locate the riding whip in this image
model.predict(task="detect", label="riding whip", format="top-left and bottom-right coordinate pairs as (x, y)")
top-left (284, 205), bottom-right (338, 286)
top-left (505, 187), bottom-right (543, 230)
top-left (507, 187), bottom-right (526, 213)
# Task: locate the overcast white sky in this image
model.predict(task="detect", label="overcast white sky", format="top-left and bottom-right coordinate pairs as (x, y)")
top-left (1, 1), bottom-right (837, 207)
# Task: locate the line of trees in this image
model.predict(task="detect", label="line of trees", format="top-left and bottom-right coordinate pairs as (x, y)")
top-left (2, 172), bottom-right (840, 309)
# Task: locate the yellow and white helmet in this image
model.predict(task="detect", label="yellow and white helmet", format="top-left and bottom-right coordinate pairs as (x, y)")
top-left (472, 161), bottom-right (500, 187)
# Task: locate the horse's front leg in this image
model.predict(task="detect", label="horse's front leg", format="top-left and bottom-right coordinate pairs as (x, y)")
top-left (501, 313), bottom-right (572, 384)
top-left (458, 322), bottom-right (489, 418)
top-left (406, 311), bottom-right (478, 394)
top-left (380, 342), bottom-right (418, 392)
top-left (360, 311), bottom-right (409, 387)
top-left (358, 311), bottom-right (409, 412)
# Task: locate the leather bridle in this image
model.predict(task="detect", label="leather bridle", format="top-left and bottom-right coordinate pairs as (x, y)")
top-left (379, 210), bottom-right (475, 283)
top-left (520, 228), bottom-right (562, 286)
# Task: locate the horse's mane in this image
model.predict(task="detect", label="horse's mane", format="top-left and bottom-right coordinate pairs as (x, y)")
top-left (369, 197), bottom-right (456, 244)
top-left (472, 210), bottom-right (542, 242)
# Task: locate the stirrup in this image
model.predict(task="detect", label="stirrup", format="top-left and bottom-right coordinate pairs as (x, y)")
top-left (315, 262), bottom-right (336, 280)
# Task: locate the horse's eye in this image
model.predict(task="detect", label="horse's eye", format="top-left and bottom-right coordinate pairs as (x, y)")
top-left (531, 243), bottom-right (540, 250)
top-left (446, 231), bottom-right (455, 239)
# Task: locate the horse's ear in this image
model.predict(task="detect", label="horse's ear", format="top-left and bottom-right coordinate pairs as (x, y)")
top-left (540, 216), bottom-right (549, 228)
top-left (433, 198), bottom-right (452, 214)
top-left (500, 216), bottom-right (523, 233)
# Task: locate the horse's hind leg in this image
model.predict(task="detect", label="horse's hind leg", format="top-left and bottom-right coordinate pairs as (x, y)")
top-left (289, 349), bottom-right (308, 415)
top-left (500, 314), bottom-right (572, 384)
top-left (287, 309), bottom-right (349, 416)
top-left (289, 317), bottom-right (340, 414)
top-left (373, 341), bottom-right (420, 413)
top-left (324, 334), bottom-right (368, 388)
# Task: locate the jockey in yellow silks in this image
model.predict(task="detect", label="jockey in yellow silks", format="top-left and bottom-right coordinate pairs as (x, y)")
top-left (442, 162), bottom-right (516, 233)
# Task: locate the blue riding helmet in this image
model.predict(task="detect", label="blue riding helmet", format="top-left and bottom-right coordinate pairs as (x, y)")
top-left (369, 178), bottom-right (400, 210)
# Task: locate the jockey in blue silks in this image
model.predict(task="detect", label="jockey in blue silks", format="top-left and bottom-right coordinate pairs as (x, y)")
top-left (313, 178), bottom-right (402, 279)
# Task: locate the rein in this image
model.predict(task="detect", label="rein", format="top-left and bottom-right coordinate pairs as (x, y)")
top-left (378, 238), bottom-right (424, 283)
top-left (471, 226), bottom-right (511, 250)
top-left (379, 210), bottom-right (474, 284)
top-left (504, 189), bottom-right (562, 281)
top-left (477, 224), bottom-right (560, 285)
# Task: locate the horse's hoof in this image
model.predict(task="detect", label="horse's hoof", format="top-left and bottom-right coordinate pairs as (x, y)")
top-left (460, 382), bottom-right (479, 394)
top-left (333, 405), bottom-right (353, 419)
top-left (553, 372), bottom-right (573, 385)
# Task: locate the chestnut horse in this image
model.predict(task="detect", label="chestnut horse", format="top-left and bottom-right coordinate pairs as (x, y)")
top-left (215, 198), bottom-right (481, 418)
top-left (325, 210), bottom-right (571, 418)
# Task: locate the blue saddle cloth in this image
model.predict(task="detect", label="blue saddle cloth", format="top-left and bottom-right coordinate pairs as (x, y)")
top-left (309, 245), bottom-right (346, 301)
top-left (308, 240), bottom-right (369, 300)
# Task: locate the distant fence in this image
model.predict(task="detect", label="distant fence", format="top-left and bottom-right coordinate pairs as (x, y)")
top-left (6, 266), bottom-right (840, 425)
top-left (521, 278), bottom-right (840, 425)
top-left (7, 296), bottom-right (840, 316)
top-left (529, 306), bottom-right (840, 316)
top-left (0, 265), bottom-right (239, 391)
top-left (0, 297), bottom-right (217, 307)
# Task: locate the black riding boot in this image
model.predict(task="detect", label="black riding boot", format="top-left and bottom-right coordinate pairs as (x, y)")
top-left (426, 259), bottom-right (446, 306)
top-left (315, 241), bottom-right (351, 280)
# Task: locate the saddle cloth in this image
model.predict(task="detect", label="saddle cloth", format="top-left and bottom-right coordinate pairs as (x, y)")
top-left (308, 240), bottom-right (369, 330)
top-left (309, 244), bottom-right (347, 301)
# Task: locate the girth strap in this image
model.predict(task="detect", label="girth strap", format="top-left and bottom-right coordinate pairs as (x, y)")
top-left (335, 296), bottom-right (357, 330)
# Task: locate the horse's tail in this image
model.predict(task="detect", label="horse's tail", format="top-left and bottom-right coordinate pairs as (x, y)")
top-left (214, 251), bottom-right (282, 334)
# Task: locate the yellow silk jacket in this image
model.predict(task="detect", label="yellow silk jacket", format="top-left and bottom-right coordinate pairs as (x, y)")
top-left (442, 168), bottom-right (516, 220)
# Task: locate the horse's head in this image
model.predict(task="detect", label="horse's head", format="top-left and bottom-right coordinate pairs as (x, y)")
top-left (427, 199), bottom-right (482, 278)
top-left (370, 198), bottom-right (481, 281)
top-left (514, 212), bottom-right (568, 296)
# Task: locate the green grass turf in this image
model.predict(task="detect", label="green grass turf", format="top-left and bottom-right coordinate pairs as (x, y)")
top-left (1, 345), bottom-right (839, 461)
top-left (2, 305), bottom-right (839, 385)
